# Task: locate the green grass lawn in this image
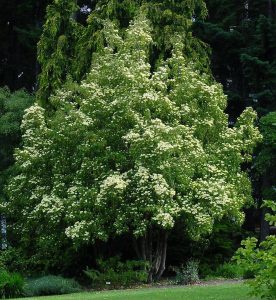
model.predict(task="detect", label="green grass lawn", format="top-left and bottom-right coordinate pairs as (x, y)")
top-left (17, 283), bottom-right (260, 300)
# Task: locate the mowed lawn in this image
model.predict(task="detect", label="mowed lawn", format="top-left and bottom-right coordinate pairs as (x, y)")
top-left (17, 283), bottom-right (260, 300)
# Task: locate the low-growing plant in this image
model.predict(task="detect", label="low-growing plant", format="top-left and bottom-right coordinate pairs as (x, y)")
top-left (0, 248), bottom-right (28, 274)
top-left (24, 275), bottom-right (82, 296)
top-left (172, 260), bottom-right (200, 285)
top-left (84, 256), bottom-right (148, 288)
top-left (0, 270), bottom-right (25, 298)
top-left (234, 200), bottom-right (276, 300)
top-left (210, 262), bottom-right (244, 279)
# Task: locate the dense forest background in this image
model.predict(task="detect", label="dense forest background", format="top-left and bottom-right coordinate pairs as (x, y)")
top-left (0, 0), bottom-right (275, 277)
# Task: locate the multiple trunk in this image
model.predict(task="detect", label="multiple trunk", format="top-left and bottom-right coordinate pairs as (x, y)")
top-left (133, 228), bottom-right (168, 283)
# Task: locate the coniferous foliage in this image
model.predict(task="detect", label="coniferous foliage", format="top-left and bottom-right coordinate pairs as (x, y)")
top-left (194, 0), bottom-right (276, 118)
top-left (0, 0), bottom-right (50, 91)
top-left (256, 112), bottom-right (276, 199)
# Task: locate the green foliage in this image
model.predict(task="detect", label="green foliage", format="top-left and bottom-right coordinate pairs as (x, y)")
top-left (0, 0), bottom-right (50, 90)
top-left (0, 87), bottom-right (34, 210)
top-left (7, 15), bottom-right (260, 275)
top-left (255, 112), bottom-right (276, 185)
top-left (194, 0), bottom-right (275, 251)
top-left (24, 275), bottom-right (81, 296)
top-left (195, 1), bottom-right (276, 118)
top-left (0, 248), bottom-right (28, 274)
top-left (0, 270), bottom-right (25, 298)
top-left (37, 0), bottom-right (80, 106)
top-left (84, 256), bottom-right (148, 288)
top-left (0, 88), bottom-right (33, 136)
top-left (202, 219), bottom-right (252, 268)
top-left (234, 201), bottom-right (276, 299)
top-left (255, 112), bottom-right (276, 238)
top-left (208, 263), bottom-right (244, 279)
top-left (173, 260), bottom-right (199, 285)
top-left (37, 0), bottom-right (210, 107)
top-left (167, 216), bottom-right (251, 277)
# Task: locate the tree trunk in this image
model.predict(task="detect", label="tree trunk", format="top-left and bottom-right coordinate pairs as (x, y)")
top-left (0, 214), bottom-right (7, 250)
top-left (260, 172), bottom-right (271, 241)
top-left (155, 231), bottom-right (168, 281)
top-left (133, 229), bottom-right (168, 283)
top-left (244, 0), bottom-right (249, 20)
top-left (268, 0), bottom-right (273, 18)
top-left (260, 207), bottom-right (270, 242)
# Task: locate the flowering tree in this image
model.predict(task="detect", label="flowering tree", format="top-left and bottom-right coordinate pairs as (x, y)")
top-left (37, 0), bottom-right (209, 107)
top-left (7, 16), bottom-right (261, 281)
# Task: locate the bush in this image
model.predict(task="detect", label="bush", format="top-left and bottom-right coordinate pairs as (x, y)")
top-left (211, 263), bottom-right (243, 279)
top-left (0, 270), bottom-right (25, 298)
top-left (0, 248), bottom-right (24, 273)
top-left (173, 260), bottom-right (200, 285)
top-left (24, 275), bottom-right (82, 296)
top-left (242, 269), bottom-right (256, 279)
top-left (84, 256), bottom-right (148, 288)
top-left (234, 236), bottom-right (276, 299)
top-left (234, 200), bottom-right (276, 300)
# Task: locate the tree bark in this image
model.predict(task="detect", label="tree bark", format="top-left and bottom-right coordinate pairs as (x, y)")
top-left (155, 231), bottom-right (168, 281)
top-left (133, 229), bottom-right (169, 283)
top-left (260, 171), bottom-right (272, 241)
top-left (260, 207), bottom-right (270, 242)
top-left (268, 0), bottom-right (273, 18)
top-left (0, 214), bottom-right (7, 250)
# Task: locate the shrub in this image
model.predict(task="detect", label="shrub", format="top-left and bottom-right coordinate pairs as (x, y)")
top-left (242, 269), bottom-right (256, 279)
top-left (84, 256), bottom-right (148, 288)
top-left (234, 200), bottom-right (276, 300)
top-left (24, 275), bottom-right (82, 296)
top-left (173, 260), bottom-right (200, 285)
top-left (0, 270), bottom-right (25, 298)
top-left (212, 263), bottom-right (243, 279)
top-left (198, 263), bottom-right (214, 278)
top-left (0, 248), bottom-right (29, 274)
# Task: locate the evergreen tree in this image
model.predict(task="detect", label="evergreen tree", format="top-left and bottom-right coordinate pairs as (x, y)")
top-left (194, 0), bottom-right (276, 118)
top-left (255, 112), bottom-right (276, 241)
top-left (37, 0), bottom-right (80, 107)
top-left (0, 0), bottom-right (50, 91)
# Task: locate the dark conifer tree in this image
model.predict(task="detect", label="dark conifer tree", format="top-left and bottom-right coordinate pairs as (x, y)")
top-left (0, 0), bottom-right (50, 91)
top-left (194, 0), bottom-right (276, 241)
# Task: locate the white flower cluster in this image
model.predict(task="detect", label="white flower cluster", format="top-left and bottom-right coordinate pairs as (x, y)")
top-left (7, 14), bottom-right (261, 247)
top-left (100, 173), bottom-right (129, 191)
top-left (153, 212), bottom-right (174, 229)
top-left (33, 194), bottom-right (64, 224)
top-left (65, 220), bottom-right (91, 241)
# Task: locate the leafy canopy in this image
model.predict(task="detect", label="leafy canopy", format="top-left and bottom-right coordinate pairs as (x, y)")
top-left (0, 88), bottom-right (34, 204)
top-left (252, 111), bottom-right (276, 211)
top-left (8, 15), bottom-right (261, 251)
